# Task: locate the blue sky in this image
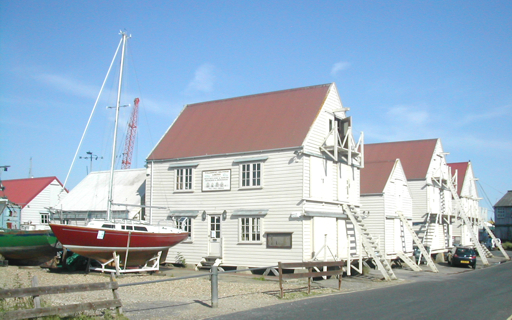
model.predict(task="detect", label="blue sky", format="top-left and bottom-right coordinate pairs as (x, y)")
top-left (1, 1), bottom-right (510, 218)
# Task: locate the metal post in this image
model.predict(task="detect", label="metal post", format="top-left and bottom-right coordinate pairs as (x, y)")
top-left (211, 266), bottom-right (218, 308)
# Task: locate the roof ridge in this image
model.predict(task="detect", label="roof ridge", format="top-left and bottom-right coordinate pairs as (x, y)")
top-left (186, 83), bottom-right (332, 108)
top-left (366, 138), bottom-right (438, 146)
top-left (3, 176), bottom-right (57, 182)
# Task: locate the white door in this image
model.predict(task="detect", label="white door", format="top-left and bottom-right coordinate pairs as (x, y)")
top-left (312, 217), bottom-right (337, 260)
top-left (208, 215), bottom-right (222, 257)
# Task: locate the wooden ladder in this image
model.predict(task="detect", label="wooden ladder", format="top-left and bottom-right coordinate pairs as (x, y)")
top-left (397, 211), bottom-right (439, 273)
top-left (396, 251), bottom-right (422, 271)
top-left (344, 205), bottom-right (397, 281)
top-left (481, 222), bottom-right (510, 260)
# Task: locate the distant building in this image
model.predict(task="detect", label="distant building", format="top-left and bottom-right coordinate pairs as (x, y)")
top-left (53, 169), bottom-right (146, 225)
top-left (494, 191), bottom-right (512, 241)
top-left (0, 176), bottom-right (66, 228)
top-left (146, 83), bottom-right (365, 269)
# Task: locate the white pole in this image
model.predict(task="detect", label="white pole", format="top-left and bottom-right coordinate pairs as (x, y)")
top-left (107, 32), bottom-right (128, 221)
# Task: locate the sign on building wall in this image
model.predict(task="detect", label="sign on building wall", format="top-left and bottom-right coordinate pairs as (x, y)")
top-left (202, 170), bottom-right (231, 191)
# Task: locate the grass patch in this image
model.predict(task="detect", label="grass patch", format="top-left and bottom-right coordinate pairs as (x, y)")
top-left (253, 276), bottom-right (266, 281)
top-left (501, 242), bottom-right (512, 250)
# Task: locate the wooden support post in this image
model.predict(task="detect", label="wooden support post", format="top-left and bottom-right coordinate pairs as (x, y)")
top-left (278, 262), bottom-right (284, 298)
top-left (31, 276), bottom-right (40, 309)
top-left (307, 267), bottom-right (311, 294)
top-left (110, 273), bottom-right (122, 315)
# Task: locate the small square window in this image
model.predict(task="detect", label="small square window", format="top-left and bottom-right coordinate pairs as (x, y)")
top-left (240, 217), bottom-right (261, 242)
top-left (241, 163), bottom-right (262, 188)
top-left (40, 213), bottom-right (49, 224)
top-left (176, 168), bottom-right (193, 191)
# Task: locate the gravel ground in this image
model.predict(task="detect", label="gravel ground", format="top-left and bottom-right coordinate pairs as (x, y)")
top-left (0, 265), bottom-right (404, 319)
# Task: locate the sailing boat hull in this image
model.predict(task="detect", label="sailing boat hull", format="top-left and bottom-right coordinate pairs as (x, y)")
top-left (0, 229), bottom-right (59, 265)
top-left (49, 224), bottom-right (188, 266)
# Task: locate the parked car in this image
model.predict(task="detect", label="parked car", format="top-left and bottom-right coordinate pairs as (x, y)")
top-left (447, 246), bottom-right (477, 269)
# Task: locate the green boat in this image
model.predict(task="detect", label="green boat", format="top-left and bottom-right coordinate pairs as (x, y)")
top-left (0, 198), bottom-right (59, 266)
top-left (0, 228), bottom-right (59, 265)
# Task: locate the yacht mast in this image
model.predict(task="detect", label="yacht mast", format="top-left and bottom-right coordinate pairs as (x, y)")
top-left (107, 31), bottom-right (129, 220)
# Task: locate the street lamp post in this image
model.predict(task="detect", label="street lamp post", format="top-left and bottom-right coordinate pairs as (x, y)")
top-left (79, 151), bottom-right (103, 174)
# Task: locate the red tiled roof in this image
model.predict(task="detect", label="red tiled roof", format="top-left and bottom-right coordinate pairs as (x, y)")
top-left (365, 139), bottom-right (439, 180)
top-left (0, 177), bottom-right (64, 208)
top-left (148, 84), bottom-right (332, 160)
top-left (448, 162), bottom-right (468, 196)
top-left (361, 160), bottom-right (397, 194)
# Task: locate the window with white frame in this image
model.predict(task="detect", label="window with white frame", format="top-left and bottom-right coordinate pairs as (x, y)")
top-left (176, 168), bottom-right (193, 191)
top-left (240, 217), bottom-right (261, 242)
top-left (241, 163), bottom-right (261, 188)
top-left (40, 213), bottom-right (49, 224)
top-left (176, 217), bottom-right (192, 240)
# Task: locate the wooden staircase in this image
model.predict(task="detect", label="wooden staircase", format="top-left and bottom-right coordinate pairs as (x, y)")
top-left (195, 256), bottom-right (223, 271)
top-left (397, 211), bottom-right (439, 273)
top-left (343, 205), bottom-right (397, 281)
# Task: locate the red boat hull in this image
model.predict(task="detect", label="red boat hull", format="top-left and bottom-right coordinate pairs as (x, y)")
top-left (49, 224), bottom-right (188, 266)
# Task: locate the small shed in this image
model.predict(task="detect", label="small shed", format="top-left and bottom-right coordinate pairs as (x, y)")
top-left (53, 169), bottom-right (146, 225)
top-left (360, 159), bottom-right (414, 259)
top-left (448, 161), bottom-right (483, 246)
top-left (365, 139), bottom-right (454, 254)
top-left (0, 177), bottom-right (66, 228)
top-left (494, 191), bottom-right (512, 241)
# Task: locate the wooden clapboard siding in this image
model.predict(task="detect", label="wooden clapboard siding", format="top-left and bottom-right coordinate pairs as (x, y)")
top-left (21, 180), bottom-right (62, 224)
top-left (408, 180), bottom-right (428, 230)
top-left (148, 149), bottom-right (306, 266)
top-left (361, 194), bottom-right (385, 253)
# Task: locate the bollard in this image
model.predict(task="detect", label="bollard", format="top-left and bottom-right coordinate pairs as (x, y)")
top-left (211, 265), bottom-right (218, 308)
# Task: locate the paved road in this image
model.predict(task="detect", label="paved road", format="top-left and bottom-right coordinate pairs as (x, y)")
top-left (210, 260), bottom-right (512, 320)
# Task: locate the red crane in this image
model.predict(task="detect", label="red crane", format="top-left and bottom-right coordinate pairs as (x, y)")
top-left (121, 98), bottom-right (139, 169)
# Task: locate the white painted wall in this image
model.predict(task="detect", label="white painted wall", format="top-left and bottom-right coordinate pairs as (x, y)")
top-left (21, 179), bottom-right (63, 226)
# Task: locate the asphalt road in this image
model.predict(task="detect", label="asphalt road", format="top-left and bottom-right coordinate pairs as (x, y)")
top-left (210, 260), bottom-right (512, 320)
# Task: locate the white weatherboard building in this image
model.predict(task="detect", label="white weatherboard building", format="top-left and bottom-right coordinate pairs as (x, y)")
top-left (365, 139), bottom-right (455, 254)
top-left (0, 177), bottom-right (66, 228)
top-left (146, 83), bottom-right (367, 270)
top-left (360, 159), bottom-right (414, 260)
top-left (448, 161), bottom-right (484, 246)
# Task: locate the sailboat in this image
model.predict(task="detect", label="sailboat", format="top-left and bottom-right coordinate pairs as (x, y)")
top-left (49, 32), bottom-right (188, 271)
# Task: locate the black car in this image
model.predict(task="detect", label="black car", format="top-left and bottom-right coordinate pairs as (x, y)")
top-left (447, 246), bottom-right (477, 269)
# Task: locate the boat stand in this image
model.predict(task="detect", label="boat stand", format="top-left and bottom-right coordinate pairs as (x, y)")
top-left (89, 251), bottom-right (163, 275)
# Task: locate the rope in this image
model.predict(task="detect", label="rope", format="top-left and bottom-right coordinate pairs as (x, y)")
top-left (61, 37), bottom-right (123, 192)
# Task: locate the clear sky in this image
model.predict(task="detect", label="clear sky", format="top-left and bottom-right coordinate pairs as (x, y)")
top-left (1, 1), bottom-right (510, 218)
